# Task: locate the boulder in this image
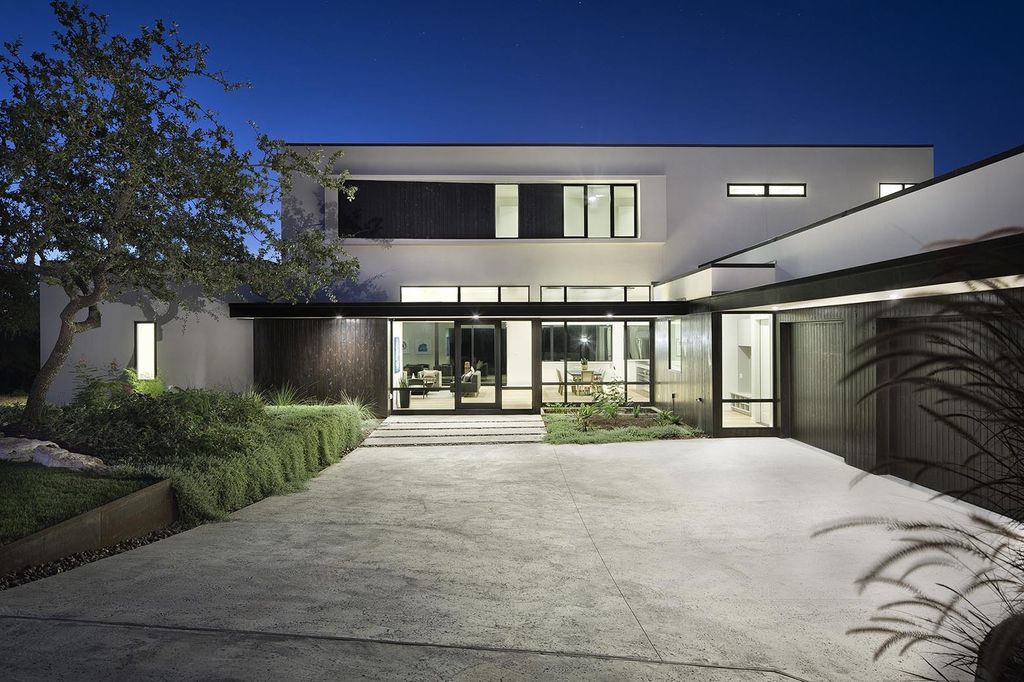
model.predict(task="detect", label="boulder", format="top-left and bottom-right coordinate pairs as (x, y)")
top-left (0, 437), bottom-right (108, 473)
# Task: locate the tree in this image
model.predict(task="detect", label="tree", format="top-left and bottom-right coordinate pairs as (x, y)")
top-left (0, 2), bottom-right (358, 423)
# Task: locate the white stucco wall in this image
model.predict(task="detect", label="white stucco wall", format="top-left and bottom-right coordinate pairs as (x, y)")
top-left (284, 144), bottom-right (933, 298)
top-left (40, 285), bottom-right (253, 404)
top-left (716, 148), bottom-right (1024, 280)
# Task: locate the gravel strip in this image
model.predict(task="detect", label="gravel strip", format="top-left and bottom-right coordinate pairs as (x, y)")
top-left (0, 525), bottom-right (183, 591)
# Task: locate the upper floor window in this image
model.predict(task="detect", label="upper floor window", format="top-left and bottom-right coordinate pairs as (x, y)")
top-left (495, 185), bottom-right (519, 238)
top-left (562, 184), bottom-right (637, 238)
top-left (727, 183), bottom-right (806, 197)
top-left (879, 182), bottom-right (915, 198)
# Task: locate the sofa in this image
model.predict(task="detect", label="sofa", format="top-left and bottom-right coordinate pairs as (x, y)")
top-left (448, 372), bottom-right (481, 398)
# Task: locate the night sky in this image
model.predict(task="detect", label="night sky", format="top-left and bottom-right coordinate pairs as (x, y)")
top-left (2, 0), bottom-right (1022, 174)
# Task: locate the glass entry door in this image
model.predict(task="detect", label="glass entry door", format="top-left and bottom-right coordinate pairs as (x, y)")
top-left (454, 322), bottom-right (500, 410)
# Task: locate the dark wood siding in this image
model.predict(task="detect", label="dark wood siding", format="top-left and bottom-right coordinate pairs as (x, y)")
top-left (776, 305), bottom-right (879, 470)
top-left (338, 180), bottom-right (494, 239)
top-left (254, 319), bottom-right (389, 417)
top-left (787, 321), bottom-right (847, 455)
top-left (771, 291), bottom-right (1023, 517)
top-left (880, 316), bottom-right (1006, 512)
top-left (654, 314), bottom-right (713, 433)
top-left (518, 184), bottom-right (564, 238)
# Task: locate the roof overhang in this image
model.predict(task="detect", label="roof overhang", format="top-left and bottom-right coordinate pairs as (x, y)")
top-left (691, 232), bottom-right (1024, 312)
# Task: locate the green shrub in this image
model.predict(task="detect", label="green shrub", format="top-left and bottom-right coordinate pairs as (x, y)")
top-left (264, 382), bottom-right (305, 406)
top-left (544, 413), bottom-right (702, 445)
top-left (151, 404), bottom-right (363, 524)
top-left (5, 387), bottom-right (364, 526)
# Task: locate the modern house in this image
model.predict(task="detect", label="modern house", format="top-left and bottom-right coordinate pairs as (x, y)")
top-left (40, 142), bottom-right (1024, 496)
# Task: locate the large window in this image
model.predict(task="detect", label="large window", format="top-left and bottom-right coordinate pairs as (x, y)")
top-left (541, 320), bottom-right (653, 404)
top-left (134, 321), bottom-right (157, 380)
top-left (563, 184), bottom-right (637, 238)
top-left (720, 313), bottom-right (775, 428)
top-left (727, 183), bottom-right (806, 197)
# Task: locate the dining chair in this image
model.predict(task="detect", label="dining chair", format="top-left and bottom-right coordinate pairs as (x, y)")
top-left (555, 367), bottom-right (565, 395)
top-left (580, 370), bottom-right (594, 395)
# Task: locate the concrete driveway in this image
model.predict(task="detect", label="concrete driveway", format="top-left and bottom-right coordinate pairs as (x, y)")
top-left (0, 438), bottom-right (976, 680)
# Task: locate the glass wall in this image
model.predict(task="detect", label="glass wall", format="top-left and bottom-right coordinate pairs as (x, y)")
top-left (391, 320), bottom-right (456, 411)
top-left (720, 313), bottom-right (775, 428)
top-left (541, 320), bottom-right (652, 405)
top-left (501, 321), bottom-right (533, 409)
top-left (390, 319), bottom-right (534, 412)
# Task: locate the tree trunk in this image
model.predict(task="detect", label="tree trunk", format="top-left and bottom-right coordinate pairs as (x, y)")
top-left (22, 316), bottom-right (79, 424)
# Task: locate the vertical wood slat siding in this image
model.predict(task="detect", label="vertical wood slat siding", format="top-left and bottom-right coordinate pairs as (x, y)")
top-left (518, 184), bottom-right (565, 238)
top-left (653, 314), bottom-right (713, 433)
top-left (788, 321), bottom-right (847, 456)
top-left (777, 306), bottom-right (878, 469)
top-left (882, 315), bottom-right (1006, 512)
top-left (774, 290), bottom-right (1021, 517)
top-left (338, 180), bottom-right (495, 239)
top-left (254, 319), bottom-right (389, 417)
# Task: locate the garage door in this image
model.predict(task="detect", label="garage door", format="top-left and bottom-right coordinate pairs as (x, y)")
top-left (789, 321), bottom-right (846, 455)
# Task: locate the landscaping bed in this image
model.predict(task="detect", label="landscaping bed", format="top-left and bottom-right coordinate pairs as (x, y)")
top-left (543, 412), bottom-right (703, 444)
top-left (1, 384), bottom-right (371, 527)
top-left (0, 462), bottom-right (152, 545)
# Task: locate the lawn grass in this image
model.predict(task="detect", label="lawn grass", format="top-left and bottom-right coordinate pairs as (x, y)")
top-left (543, 413), bottom-right (703, 445)
top-left (0, 462), bottom-right (151, 545)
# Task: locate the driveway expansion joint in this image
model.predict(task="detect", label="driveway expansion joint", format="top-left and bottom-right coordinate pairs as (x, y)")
top-left (0, 613), bottom-right (816, 681)
top-left (550, 445), bottom-right (666, 664)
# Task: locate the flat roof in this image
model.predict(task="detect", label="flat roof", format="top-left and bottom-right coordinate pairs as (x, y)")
top-left (284, 142), bottom-right (933, 149)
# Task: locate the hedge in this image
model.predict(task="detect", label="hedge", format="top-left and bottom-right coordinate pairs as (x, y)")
top-left (134, 405), bottom-right (364, 524)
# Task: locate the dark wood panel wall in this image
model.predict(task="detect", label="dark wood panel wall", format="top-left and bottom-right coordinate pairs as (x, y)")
top-left (518, 184), bottom-right (565, 238)
top-left (254, 319), bottom-right (389, 418)
top-left (777, 305), bottom-right (881, 471)
top-left (653, 314), bottom-right (713, 434)
top-left (785, 320), bottom-right (848, 456)
top-left (338, 180), bottom-right (494, 239)
top-left (775, 290), bottom-right (1022, 516)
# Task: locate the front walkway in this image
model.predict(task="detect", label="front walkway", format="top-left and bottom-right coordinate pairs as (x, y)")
top-left (0, 438), bottom-right (973, 680)
top-left (362, 414), bottom-right (546, 447)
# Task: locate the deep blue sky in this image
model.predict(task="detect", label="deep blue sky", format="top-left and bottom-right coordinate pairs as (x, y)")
top-left (2, 0), bottom-right (1023, 174)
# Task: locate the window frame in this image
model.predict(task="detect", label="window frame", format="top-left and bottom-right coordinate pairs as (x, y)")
top-left (727, 183), bottom-right (807, 198)
top-left (562, 183), bottom-right (638, 238)
top-left (879, 182), bottom-right (915, 198)
top-left (540, 285), bottom-right (652, 303)
top-left (133, 320), bottom-right (157, 381)
top-left (400, 285), bottom-right (531, 303)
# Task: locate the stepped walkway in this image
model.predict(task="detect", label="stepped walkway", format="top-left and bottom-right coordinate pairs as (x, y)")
top-left (361, 414), bottom-right (546, 447)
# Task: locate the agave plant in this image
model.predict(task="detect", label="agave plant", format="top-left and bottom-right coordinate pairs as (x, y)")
top-left (825, 233), bottom-right (1024, 680)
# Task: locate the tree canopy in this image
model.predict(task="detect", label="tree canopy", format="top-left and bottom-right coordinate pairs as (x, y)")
top-left (0, 1), bottom-right (358, 421)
